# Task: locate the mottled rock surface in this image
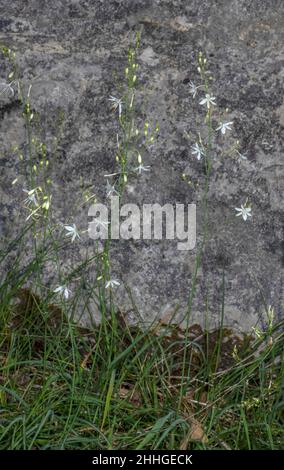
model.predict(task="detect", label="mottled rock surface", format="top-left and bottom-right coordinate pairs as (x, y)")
top-left (0, 0), bottom-right (283, 330)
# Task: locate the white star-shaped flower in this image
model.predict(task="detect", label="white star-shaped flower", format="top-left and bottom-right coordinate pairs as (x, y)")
top-left (106, 179), bottom-right (119, 198)
top-left (235, 204), bottom-right (252, 221)
top-left (54, 285), bottom-right (71, 300)
top-left (189, 81), bottom-right (199, 98)
top-left (0, 81), bottom-right (15, 97)
top-left (199, 93), bottom-right (216, 109)
top-left (108, 95), bottom-right (123, 116)
top-left (216, 121), bottom-right (233, 135)
top-left (105, 279), bottom-right (120, 289)
top-left (23, 188), bottom-right (38, 206)
top-left (191, 143), bottom-right (204, 161)
top-left (88, 217), bottom-right (110, 232)
top-left (135, 164), bottom-right (150, 174)
top-left (64, 224), bottom-right (80, 242)
top-left (236, 151), bottom-right (248, 163)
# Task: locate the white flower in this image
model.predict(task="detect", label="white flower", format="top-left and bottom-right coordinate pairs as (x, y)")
top-left (199, 93), bottom-right (216, 109)
top-left (94, 218), bottom-right (109, 229)
top-left (189, 81), bottom-right (199, 98)
top-left (54, 285), bottom-right (71, 300)
top-left (106, 179), bottom-right (119, 198)
top-left (0, 81), bottom-right (15, 97)
top-left (216, 121), bottom-right (233, 135)
top-left (237, 151), bottom-right (248, 163)
top-left (105, 279), bottom-right (120, 289)
top-left (135, 164), bottom-right (150, 174)
top-left (64, 223), bottom-right (80, 242)
top-left (88, 218), bottom-right (110, 231)
top-left (108, 95), bottom-right (123, 116)
top-left (191, 143), bottom-right (204, 161)
top-left (235, 204), bottom-right (252, 221)
top-left (23, 188), bottom-right (38, 206)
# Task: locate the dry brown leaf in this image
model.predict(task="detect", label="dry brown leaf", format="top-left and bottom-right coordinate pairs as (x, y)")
top-left (180, 415), bottom-right (208, 448)
top-left (118, 383), bottom-right (142, 408)
top-left (189, 418), bottom-right (208, 443)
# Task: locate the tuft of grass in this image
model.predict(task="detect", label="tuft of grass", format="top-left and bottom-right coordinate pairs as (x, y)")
top-left (0, 286), bottom-right (283, 450)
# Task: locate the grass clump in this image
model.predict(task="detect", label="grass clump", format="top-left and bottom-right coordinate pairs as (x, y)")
top-left (0, 287), bottom-right (283, 450)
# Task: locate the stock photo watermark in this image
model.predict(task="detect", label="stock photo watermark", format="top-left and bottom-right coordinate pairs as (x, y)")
top-left (88, 197), bottom-right (196, 251)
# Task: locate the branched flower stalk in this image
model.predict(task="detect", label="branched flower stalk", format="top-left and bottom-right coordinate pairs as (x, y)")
top-left (100, 33), bottom-right (159, 342)
top-left (179, 52), bottom-right (249, 407)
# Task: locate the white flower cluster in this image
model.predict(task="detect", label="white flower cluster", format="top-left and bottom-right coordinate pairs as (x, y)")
top-left (188, 78), bottom-right (252, 222)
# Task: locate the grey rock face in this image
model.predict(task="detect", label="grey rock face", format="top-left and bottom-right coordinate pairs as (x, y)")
top-left (0, 0), bottom-right (283, 331)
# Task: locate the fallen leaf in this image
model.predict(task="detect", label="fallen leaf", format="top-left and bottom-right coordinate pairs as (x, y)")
top-left (118, 383), bottom-right (142, 408)
top-left (180, 415), bottom-right (208, 448)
